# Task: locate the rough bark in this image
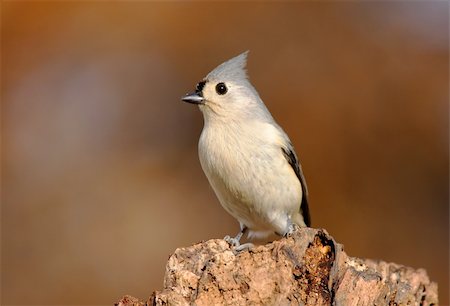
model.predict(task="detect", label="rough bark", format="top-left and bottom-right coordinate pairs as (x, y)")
top-left (116, 228), bottom-right (438, 306)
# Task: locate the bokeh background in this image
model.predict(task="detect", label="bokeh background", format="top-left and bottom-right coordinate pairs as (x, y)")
top-left (1, 1), bottom-right (448, 305)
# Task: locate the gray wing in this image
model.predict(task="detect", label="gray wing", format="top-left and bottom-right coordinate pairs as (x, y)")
top-left (281, 143), bottom-right (311, 227)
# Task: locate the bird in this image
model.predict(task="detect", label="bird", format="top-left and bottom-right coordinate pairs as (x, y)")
top-left (182, 51), bottom-right (310, 250)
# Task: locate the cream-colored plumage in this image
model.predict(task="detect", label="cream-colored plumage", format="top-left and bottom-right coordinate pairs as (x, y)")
top-left (199, 119), bottom-right (304, 238)
top-left (182, 51), bottom-right (310, 244)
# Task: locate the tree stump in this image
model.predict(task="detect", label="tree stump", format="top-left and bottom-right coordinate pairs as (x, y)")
top-left (116, 228), bottom-right (438, 305)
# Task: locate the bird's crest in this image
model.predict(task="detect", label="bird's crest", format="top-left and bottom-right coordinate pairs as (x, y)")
top-left (206, 51), bottom-right (249, 83)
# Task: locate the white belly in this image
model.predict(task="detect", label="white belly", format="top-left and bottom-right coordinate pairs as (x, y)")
top-left (198, 121), bottom-right (302, 236)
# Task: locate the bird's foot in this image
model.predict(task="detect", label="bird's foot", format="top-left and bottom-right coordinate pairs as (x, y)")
top-left (233, 242), bottom-right (254, 253)
top-left (284, 223), bottom-right (300, 238)
top-left (224, 235), bottom-right (241, 247)
top-left (224, 227), bottom-right (253, 254)
top-left (224, 236), bottom-right (254, 254)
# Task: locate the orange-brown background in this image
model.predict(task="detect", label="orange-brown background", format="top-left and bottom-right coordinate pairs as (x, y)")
top-left (2, 2), bottom-right (448, 305)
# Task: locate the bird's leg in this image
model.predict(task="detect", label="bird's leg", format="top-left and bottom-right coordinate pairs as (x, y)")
top-left (224, 226), bottom-right (254, 253)
top-left (271, 218), bottom-right (300, 257)
top-left (224, 226), bottom-right (247, 247)
top-left (284, 217), bottom-right (299, 238)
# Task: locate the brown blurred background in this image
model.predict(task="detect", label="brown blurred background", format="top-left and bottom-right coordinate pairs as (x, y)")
top-left (1, 2), bottom-right (448, 305)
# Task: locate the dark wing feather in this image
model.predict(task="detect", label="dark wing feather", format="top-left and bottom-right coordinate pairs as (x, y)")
top-left (281, 144), bottom-right (311, 227)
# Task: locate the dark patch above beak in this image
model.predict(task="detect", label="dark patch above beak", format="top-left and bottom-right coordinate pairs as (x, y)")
top-left (182, 92), bottom-right (205, 104)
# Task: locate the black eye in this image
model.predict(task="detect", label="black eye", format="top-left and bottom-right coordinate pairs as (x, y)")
top-left (215, 83), bottom-right (227, 95)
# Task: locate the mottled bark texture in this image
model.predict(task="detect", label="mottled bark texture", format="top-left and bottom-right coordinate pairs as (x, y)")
top-left (117, 228), bottom-right (438, 306)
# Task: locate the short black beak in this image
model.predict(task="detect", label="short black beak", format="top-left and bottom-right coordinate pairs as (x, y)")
top-left (182, 92), bottom-right (204, 104)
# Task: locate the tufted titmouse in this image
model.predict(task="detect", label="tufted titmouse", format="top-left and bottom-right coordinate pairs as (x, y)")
top-left (182, 51), bottom-right (310, 250)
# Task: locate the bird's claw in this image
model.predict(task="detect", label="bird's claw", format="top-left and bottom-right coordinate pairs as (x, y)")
top-left (233, 242), bottom-right (254, 253)
top-left (224, 235), bottom-right (240, 247)
top-left (285, 223), bottom-right (299, 238)
top-left (224, 234), bottom-right (254, 254)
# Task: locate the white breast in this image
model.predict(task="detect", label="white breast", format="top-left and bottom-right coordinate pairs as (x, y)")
top-left (198, 120), bottom-right (302, 235)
